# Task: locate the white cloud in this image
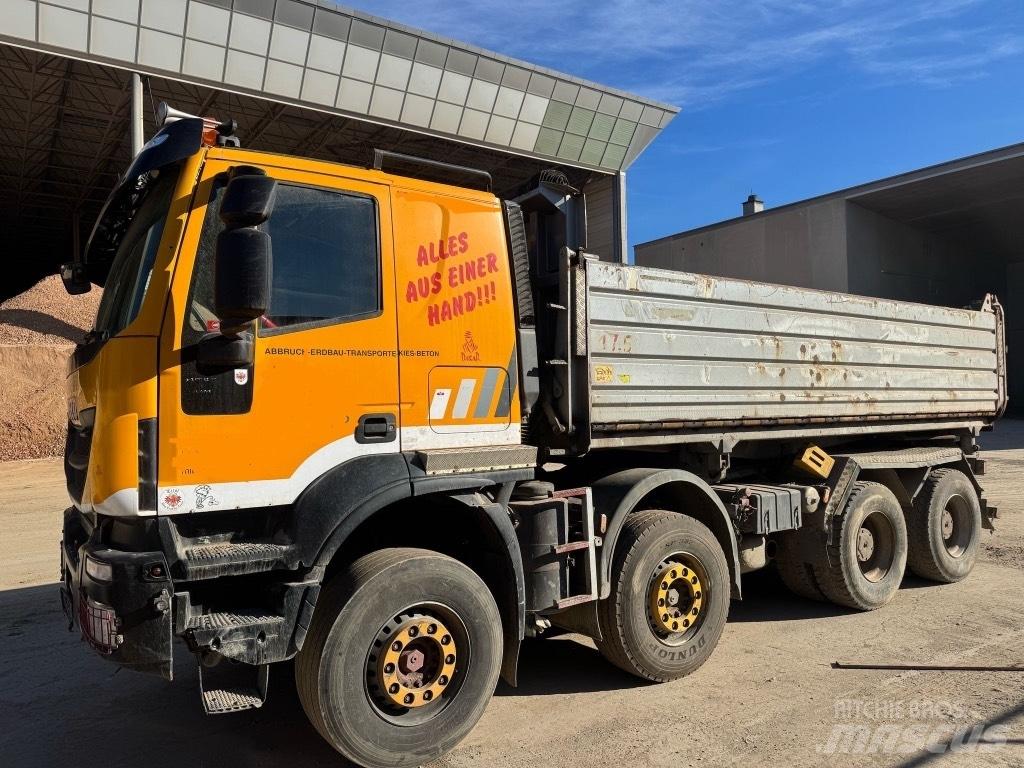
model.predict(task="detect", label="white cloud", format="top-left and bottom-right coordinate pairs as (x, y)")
top-left (353, 0), bottom-right (1024, 107)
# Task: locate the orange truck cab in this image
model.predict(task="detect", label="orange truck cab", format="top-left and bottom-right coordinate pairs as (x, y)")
top-left (59, 112), bottom-right (1002, 768)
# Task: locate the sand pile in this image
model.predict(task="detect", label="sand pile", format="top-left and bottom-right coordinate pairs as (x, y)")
top-left (1, 275), bottom-right (102, 461)
top-left (0, 274), bottom-right (101, 345)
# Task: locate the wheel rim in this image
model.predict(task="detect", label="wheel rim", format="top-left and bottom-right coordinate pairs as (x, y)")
top-left (855, 510), bottom-right (896, 582)
top-left (940, 493), bottom-right (973, 558)
top-left (646, 552), bottom-right (708, 645)
top-left (365, 603), bottom-right (467, 726)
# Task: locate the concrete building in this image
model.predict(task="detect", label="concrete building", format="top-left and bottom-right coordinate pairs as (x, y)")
top-left (0, 0), bottom-right (677, 298)
top-left (635, 143), bottom-right (1024, 410)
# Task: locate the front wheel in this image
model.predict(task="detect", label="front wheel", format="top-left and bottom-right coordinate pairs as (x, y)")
top-left (596, 510), bottom-right (730, 682)
top-left (295, 548), bottom-right (502, 768)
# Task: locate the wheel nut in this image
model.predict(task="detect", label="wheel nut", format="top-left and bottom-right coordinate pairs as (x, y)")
top-left (423, 690), bottom-right (433, 701)
top-left (445, 654), bottom-right (455, 664)
top-left (392, 640), bottom-right (402, 651)
top-left (404, 693), bottom-right (414, 705)
top-left (384, 662), bottom-right (395, 674)
top-left (408, 626), bottom-right (419, 637)
top-left (438, 675), bottom-right (449, 685)
top-left (427, 623), bottom-right (437, 634)
top-left (441, 635), bottom-right (451, 645)
top-left (389, 683), bottom-right (400, 694)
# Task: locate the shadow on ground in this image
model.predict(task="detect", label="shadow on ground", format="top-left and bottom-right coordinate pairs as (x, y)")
top-left (0, 308), bottom-right (85, 343)
top-left (0, 563), bottom-right (992, 767)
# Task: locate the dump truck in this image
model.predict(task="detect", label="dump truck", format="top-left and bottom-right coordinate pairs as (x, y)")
top-left (59, 109), bottom-right (1007, 768)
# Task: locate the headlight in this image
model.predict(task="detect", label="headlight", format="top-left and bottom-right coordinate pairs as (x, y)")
top-left (85, 556), bottom-right (113, 582)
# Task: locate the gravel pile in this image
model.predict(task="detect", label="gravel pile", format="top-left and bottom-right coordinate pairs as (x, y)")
top-left (0, 275), bottom-right (101, 345)
top-left (1, 275), bottom-right (103, 461)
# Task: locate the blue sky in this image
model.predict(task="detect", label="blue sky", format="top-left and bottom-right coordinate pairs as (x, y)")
top-left (355, 0), bottom-right (1024, 253)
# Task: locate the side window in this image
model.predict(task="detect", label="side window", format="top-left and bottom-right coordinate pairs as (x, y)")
top-left (261, 185), bottom-right (380, 333)
top-left (184, 180), bottom-right (380, 340)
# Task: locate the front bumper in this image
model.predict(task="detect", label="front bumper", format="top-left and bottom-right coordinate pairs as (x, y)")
top-left (60, 507), bottom-right (175, 679)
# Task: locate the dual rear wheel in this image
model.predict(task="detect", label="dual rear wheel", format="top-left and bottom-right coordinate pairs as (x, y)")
top-left (777, 470), bottom-right (982, 610)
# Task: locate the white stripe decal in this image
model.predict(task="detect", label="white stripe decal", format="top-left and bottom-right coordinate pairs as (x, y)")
top-left (429, 388), bottom-right (452, 419)
top-left (452, 378), bottom-right (476, 419)
top-left (156, 425), bottom-right (521, 516)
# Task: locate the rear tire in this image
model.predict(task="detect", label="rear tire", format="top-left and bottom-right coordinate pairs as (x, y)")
top-left (906, 468), bottom-right (981, 583)
top-left (813, 482), bottom-right (907, 611)
top-left (775, 532), bottom-right (826, 601)
top-left (295, 548), bottom-right (502, 768)
top-left (596, 510), bottom-right (730, 682)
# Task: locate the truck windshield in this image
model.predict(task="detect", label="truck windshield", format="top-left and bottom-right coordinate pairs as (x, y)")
top-left (92, 168), bottom-right (177, 337)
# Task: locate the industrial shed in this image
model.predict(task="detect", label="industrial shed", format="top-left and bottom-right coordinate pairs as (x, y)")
top-left (0, 0), bottom-right (677, 299)
top-left (635, 143), bottom-right (1024, 411)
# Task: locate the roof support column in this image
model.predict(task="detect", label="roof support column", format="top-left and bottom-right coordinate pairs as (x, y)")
top-left (614, 171), bottom-right (628, 264)
top-left (130, 72), bottom-right (143, 157)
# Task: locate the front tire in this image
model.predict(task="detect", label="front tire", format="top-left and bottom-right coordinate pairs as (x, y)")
top-left (906, 468), bottom-right (982, 583)
top-left (296, 548), bottom-right (502, 768)
top-left (596, 510), bottom-right (730, 682)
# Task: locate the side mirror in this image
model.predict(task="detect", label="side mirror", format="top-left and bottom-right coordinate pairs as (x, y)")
top-left (213, 171), bottom-right (277, 333)
top-left (60, 262), bottom-right (91, 295)
top-left (196, 330), bottom-right (254, 371)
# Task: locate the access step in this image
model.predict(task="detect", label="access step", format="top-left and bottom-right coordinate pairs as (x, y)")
top-left (182, 541), bottom-right (293, 579)
top-left (186, 610), bottom-right (286, 665)
top-left (199, 660), bottom-right (269, 715)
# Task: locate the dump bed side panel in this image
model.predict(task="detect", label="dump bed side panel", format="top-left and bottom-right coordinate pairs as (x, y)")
top-left (586, 262), bottom-right (1004, 434)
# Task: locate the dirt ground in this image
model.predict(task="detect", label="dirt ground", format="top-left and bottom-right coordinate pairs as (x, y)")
top-left (1, 427), bottom-right (1022, 768)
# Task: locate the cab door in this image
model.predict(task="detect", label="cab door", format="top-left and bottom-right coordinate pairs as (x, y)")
top-left (157, 157), bottom-right (399, 514)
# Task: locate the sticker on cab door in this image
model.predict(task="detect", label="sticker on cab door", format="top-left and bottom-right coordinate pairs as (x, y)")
top-left (234, 369), bottom-right (248, 385)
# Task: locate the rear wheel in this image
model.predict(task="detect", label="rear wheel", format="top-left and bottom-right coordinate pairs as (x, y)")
top-left (907, 468), bottom-right (982, 583)
top-left (775, 532), bottom-right (826, 601)
top-left (596, 510), bottom-right (730, 682)
top-left (296, 548), bottom-right (502, 768)
top-left (813, 482), bottom-right (908, 611)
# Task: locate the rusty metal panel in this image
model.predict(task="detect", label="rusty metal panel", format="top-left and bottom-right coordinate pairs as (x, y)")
top-left (586, 263), bottom-right (1003, 431)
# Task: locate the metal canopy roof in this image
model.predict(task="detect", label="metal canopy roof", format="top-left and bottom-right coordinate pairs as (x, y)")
top-left (0, 0), bottom-right (676, 172)
top-left (1, 0), bottom-right (677, 297)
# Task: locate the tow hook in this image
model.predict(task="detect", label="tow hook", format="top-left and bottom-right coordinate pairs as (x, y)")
top-left (152, 589), bottom-right (171, 614)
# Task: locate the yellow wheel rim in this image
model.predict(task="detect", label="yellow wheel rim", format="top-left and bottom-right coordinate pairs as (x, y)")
top-left (376, 614), bottom-right (458, 709)
top-left (648, 558), bottom-right (704, 634)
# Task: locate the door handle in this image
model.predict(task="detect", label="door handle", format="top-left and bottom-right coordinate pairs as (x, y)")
top-left (356, 413), bottom-right (396, 444)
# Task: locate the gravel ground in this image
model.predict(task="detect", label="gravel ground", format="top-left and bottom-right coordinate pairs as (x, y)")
top-left (0, 425), bottom-right (1022, 768)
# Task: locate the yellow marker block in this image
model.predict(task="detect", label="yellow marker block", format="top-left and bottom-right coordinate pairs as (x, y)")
top-left (794, 445), bottom-right (835, 479)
